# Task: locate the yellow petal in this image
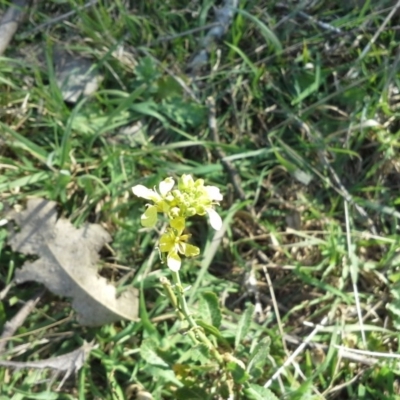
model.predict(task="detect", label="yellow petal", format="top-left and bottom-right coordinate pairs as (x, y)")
top-left (159, 231), bottom-right (175, 252)
top-left (181, 243), bottom-right (200, 258)
top-left (207, 208), bottom-right (222, 231)
top-left (141, 205), bottom-right (158, 227)
top-left (159, 177), bottom-right (175, 196)
top-left (179, 234), bottom-right (191, 242)
top-left (167, 250), bottom-right (181, 271)
top-left (194, 178), bottom-right (204, 188)
top-left (170, 217), bottom-right (185, 234)
top-left (159, 200), bottom-right (171, 213)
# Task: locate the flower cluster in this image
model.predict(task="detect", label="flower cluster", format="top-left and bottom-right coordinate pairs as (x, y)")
top-left (132, 174), bottom-right (222, 271)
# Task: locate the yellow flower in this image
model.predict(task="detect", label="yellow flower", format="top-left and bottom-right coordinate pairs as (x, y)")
top-left (159, 217), bottom-right (200, 271)
top-left (132, 174), bottom-right (223, 231)
top-left (132, 178), bottom-right (175, 227)
top-left (175, 174), bottom-right (223, 230)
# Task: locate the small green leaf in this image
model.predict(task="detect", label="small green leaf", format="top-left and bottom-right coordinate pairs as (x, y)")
top-left (140, 338), bottom-right (168, 368)
top-left (235, 303), bottom-right (254, 349)
top-left (135, 56), bottom-right (160, 85)
top-left (244, 384), bottom-right (279, 400)
top-left (198, 291), bottom-right (222, 328)
top-left (273, 149), bottom-right (297, 173)
top-left (159, 98), bottom-right (206, 128)
top-left (226, 361), bottom-right (249, 384)
top-left (146, 366), bottom-right (183, 387)
top-left (195, 319), bottom-right (231, 348)
top-left (178, 343), bottom-right (211, 364)
top-left (130, 101), bottom-right (167, 123)
top-left (139, 287), bottom-right (159, 338)
top-left (247, 336), bottom-right (271, 377)
top-left (285, 380), bottom-right (314, 399)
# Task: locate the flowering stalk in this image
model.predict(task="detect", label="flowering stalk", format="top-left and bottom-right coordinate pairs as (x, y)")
top-left (133, 174), bottom-right (223, 363)
top-left (170, 270), bottom-right (223, 364)
top-left (160, 276), bottom-right (199, 345)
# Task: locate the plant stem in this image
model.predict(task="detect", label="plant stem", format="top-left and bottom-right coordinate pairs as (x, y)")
top-left (170, 270), bottom-right (224, 364)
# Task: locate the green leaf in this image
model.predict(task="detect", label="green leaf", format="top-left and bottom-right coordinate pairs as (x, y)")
top-left (0, 122), bottom-right (48, 162)
top-left (175, 387), bottom-right (210, 400)
top-left (247, 336), bottom-right (271, 378)
top-left (235, 9), bottom-right (282, 52)
top-left (139, 286), bottom-right (159, 338)
top-left (235, 303), bottom-right (254, 349)
top-left (135, 56), bottom-right (160, 85)
top-left (130, 101), bottom-right (167, 123)
top-left (244, 384), bottom-right (279, 400)
top-left (226, 360), bottom-right (249, 384)
top-left (285, 380), bottom-right (314, 399)
top-left (198, 291), bottom-right (222, 328)
top-left (195, 319), bottom-right (231, 349)
top-left (225, 42), bottom-right (259, 77)
top-left (291, 56), bottom-right (321, 105)
top-left (140, 338), bottom-right (168, 368)
top-left (6, 391), bottom-right (59, 400)
top-left (178, 343), bottom-right (211, 365)
top-left (0, 171), bottom-right (50, 194)
top-left (146, 366), bottom-right (183, 387)
top-left (158, 97), bottom-right (206, 128)
top-left (273, 149), bottom-right (298, 174)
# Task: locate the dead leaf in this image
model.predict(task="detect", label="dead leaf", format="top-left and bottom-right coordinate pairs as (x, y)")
top-left (7, 198), bottom-right (138, 326)
top-left (0, 0), bottom-right (27, 56)
top-left (0, 341), bottom-right (96, 390)
top-left (54, 49), bottom-right (102, 103)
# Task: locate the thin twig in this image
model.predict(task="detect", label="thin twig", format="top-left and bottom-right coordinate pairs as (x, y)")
top-left (344, 200), bottom-right (366, 347)
top-left (358, 0), bottom-right (400, 61)
top-left (0, 282), bottom-right (13, 301)
top-left (264, 316), bottom-right (329, 389)
top-left (335, 345), bottom-right (400, 360)
top-left (324, 370), bottom-right (366, 396)
top-left (262, 266), bottom-right (287, 353)
top-left (346, 0), bottom-right (400, 78)
top-left (0, 290), bottom-right (44, 353)
top-left (261, 264), bottom-right (323, 397)
top-left (150, 22), bottom-right (222, 45)
top-left (297, 10), bottom-right (342, 34)
top-left (283, 333), bottom-right (379, 366)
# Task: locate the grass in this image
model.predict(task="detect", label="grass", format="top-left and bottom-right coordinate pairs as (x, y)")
top-left (1, 0), bottom-right (400, 398)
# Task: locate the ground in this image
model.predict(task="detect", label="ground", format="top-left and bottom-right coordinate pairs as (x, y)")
top-left (1, 1), bottom-right (400, 399)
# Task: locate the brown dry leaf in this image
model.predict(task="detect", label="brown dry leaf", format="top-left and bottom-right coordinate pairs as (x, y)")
top-left (0, 341), bottom-right (96, 390)
top-left (7, 198), bottom-right (138, 326)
